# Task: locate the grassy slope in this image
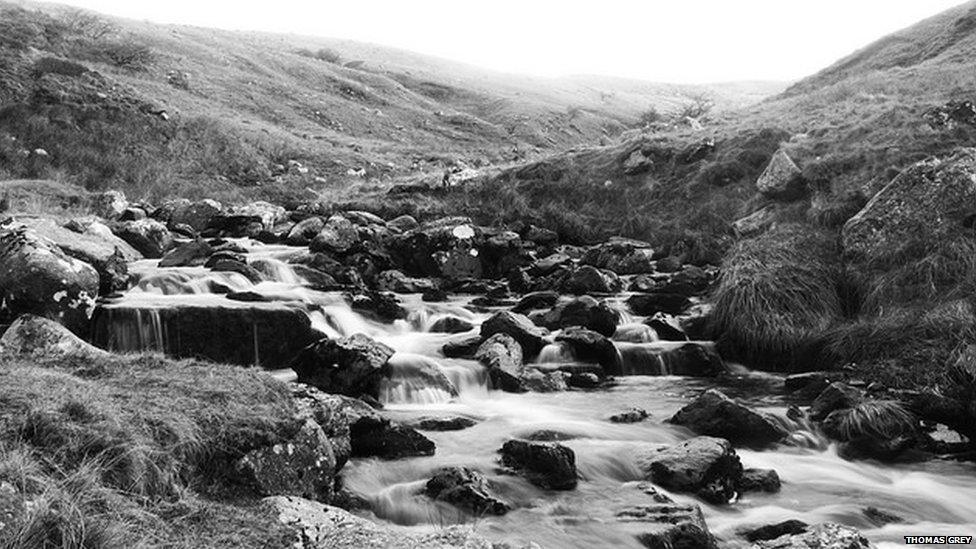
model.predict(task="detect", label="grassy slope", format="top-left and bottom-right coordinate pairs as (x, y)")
top-left (0, 0), bottom-right (780, 203)
top-left (0, 352), bottom-right (298, 548)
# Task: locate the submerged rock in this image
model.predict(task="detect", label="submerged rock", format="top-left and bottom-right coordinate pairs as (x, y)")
top-left (409, 416), bottom-right (478, 431)
top-left (742, 520), bottom-right (809, 542)
top-left (670, 389), bottom-right (787, 447)
top-left (754, 522), bottom-right (874, 549)
top-left (499, 439), bottom-right (578, 490)
top-left (617, 502), bottom-right (716, 549)
top-left (636, 436), bottom-right (742, 504)
top-left (610, 407), bottom-right (649, 424)
top-left (425, 467), bottom-right (510, 516)
top-left (291, 334), bottom-right (395, 399)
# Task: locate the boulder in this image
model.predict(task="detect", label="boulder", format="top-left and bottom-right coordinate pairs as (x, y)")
top-left (540, 295), bottom-right (620, 337)
top-left (617, 502), bottom-right (716, 549)
top-left (208, 257), bottom-right (264, 284)
top-left (499, 439), bottom-right (577, 490)
top-left (809, 382), bottom-right (863, 421)
top-left (0, 227), bottom-right (99, 334)
top-left (375, 270), bottom-right (438, 294)
top-left (658, 265), bottom-right (712, 296)
top-left (512, 291), bottom-right (560, 314)
top-left (670, 389), bottom-right (788, 447)
top-left (757, 149), bottom-right (805, 200)
top-left (581, 238), bottom-right (656, 274)
top-left (754, 522), bottom-right (874, 549)
top-left (291, 334), bottom-right (395, 399)
top-left (410, 416), bottom-right (478, 431)
top-left (529, 252), bottom-right (573, 276)
top-left (171, 199), bottom-right (222, 232)
top-left (842, 149), bottom-right (976, 263)
top-left (263, 496), bottom-right (492, 549)
top-left (636, 437), bottom-right (742, 504)
top-left (310, 215), bottom-right (360, 254)
top-left (286, 216), bottom-right (325, 245)
top-left (739, 468), bottom-right (781, 493)
top-left (555, 326), bottom-right (621, 371)
top-left (627, 292), bottom-right (691, 315)
top-left (479, 230), bottom-right (530, 277)
top-left (733, 205), bottom-right (778, 238)
top-left (387, 214), bottom-right (419, 232)
top-left (646, 313), bottom-right (688, 341)
top-left (92, 190), bottom-right (127, 220)
top-left (235, 419), bottom-right (336, 501)
top-left (518, 368), bottom-right (569, 392)
top-left (610, 408), bottom-right (649, 423)
top-left (441, 333), bottom-right (483, 359)
top-left (224, 202), bottom-right (286, 231)
top-left (425, 467), bottom-right (509, 516)
top-left (114, 218), bottom-right (174, 258)
top-left (92, 303), bottom-right (320, 368)
top-left (475, 333), bottom-right (525, 393)
top-left (350, 291), bottom-right (406, 322)
top-left (480, 311), bottom-right (546, 357)
top-left (0, 314), bottom-right (108, 359)
top-left (349, 415), bottom-right (435, 459)
top-left (343, 210), bottom-right (385, 226)
top-left (658, 343), bottom-right (725, 376)
top-left (158, 239), bottom-right (213, 268)
top-left (561, 265), bottom-right (622, 294)
top-left (428, 316), bottom-right (474, 334)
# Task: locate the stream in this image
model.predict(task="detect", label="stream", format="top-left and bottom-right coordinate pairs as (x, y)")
top-left (93, 239), bottom-right (976, 548)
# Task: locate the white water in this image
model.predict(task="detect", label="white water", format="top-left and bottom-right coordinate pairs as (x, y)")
top-left (97, 238), bottom-right (976, 548)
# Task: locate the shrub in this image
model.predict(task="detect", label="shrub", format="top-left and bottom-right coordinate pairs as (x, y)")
top-left (637, 108), bottom-right (662, 127)
top-left (98, 38), bottom-right (155, 69)
top-left (710, 224), bottom-right (845, 370)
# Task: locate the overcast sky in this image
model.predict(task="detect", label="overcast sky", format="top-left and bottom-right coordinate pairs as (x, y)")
top-left (55, 0), bottom-right (965, 83)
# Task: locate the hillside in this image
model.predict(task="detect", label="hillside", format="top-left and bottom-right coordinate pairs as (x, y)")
top-left (0, 0), bottom-right (780, 204)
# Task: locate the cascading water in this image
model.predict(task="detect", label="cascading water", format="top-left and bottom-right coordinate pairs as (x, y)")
top-left (97, 237), bottom-right (976, 549)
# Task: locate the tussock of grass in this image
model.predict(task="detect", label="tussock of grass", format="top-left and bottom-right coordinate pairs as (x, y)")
top-left (825, 400), bottom-right (918, 442)
top-left (710, 224), bottom-right (845, 370)
top-left (0, 353), bottom-right (299, 548)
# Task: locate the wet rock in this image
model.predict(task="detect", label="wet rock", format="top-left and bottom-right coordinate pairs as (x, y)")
top-left (410, 416), bottom-right (478, 431)
top-left (657, 265), bottom-right (712, 296)
top-left (529, 253), bottom-right (572, 276)
top-left (310, 215), bottom-right (361, 254)
top-left (351, 415), bottom-right (436, 459)
top-left (429, 316), bottom-right (474, 334)
top-left (809, 382), bottom-right (863, 421)
top-left (540, 295), bottom-right (620, 337)
top-left (843, 149), bottom-right (976, 264)
top-left (636, 436), bottom-right (742, 504)
top-left (291, 334), bottom-right (395, 399)
top-left (742, 520), bottom-right (808, 542)
top-left (512, 291), bottom-right (560, 314)
top-left (0, 314), bottom-right (108, 359)
top-left (568, 371), bottom-right (602, 389)
top-left (93, 303), bottom-right (319, 368)
top-left (562, 265), bottom-right (623, 294)
top-left (93, 190), bottom-right (127, 220)
top-left (0, 226), bottom-right (99, 334)
top-left (627, 292), bottom-right (691, 315)
top-left (208, 257), bottom-right (265, 284)
top-left (387, 214), bottom-right (419, 232)
top-left (114, 218), bottom-right (175, 258)
top-left (658, 343), bottom-right (725, 377)
top-left (289, 385), bottom-right (365, 468)
top-left (784, 372), bottom-right (832, 398)
top-left (475, 333), bottom-right (525, 393)
top-left (375, 270), bottom-right (438, 294)
top-left (581, 238), bottom-right (656, 274)
top-left (617, 503), bottom-right (716, 549)
top-left (158, 239), bottom-right (213, 268)
top-left (442, 332), bottom-right (483, 358)
top-left (286, 216), bottom-right (324, 245)
top-left (670, 389), bottom-right (787, 447)
top-left (384, 354), bottom-right (459, 400)
top-left (519, 368), bottom-right (569, 392)
top-left (499, 440), bottom-right (577, 490)
top-left (422, 288), bottom-right (448, 302)
top-left (610, 408), bottom-right (649, 423)
top-left (235, 419), bottom-right (336, 501)
top-left (556, 326), bottom-right (621, 371)
top-left (739, 468), bottom-right (781, 493)
top-left (521, 430), bottom-right (578, 442)
top-left (351, 291), bottom-right (407, 322)
top-left (757, 149), bottom-right (805, 200)
top-left (480, 311), bottom-right (546, 357)
top-left (425, 467), bottom-right (509, 516)
top-left (754, 522), bottom-right (874, 549)
top-left (646, 313), bottom-right (687, 341)
top-left (862, 507), bottom-right (902, 526)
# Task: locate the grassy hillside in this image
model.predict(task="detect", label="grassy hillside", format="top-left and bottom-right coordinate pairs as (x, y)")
top-left (0, 0), bottom-right (780, 204)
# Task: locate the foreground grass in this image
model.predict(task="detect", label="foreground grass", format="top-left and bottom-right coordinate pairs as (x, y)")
top-left (0, 353), bottom-right (298, 548)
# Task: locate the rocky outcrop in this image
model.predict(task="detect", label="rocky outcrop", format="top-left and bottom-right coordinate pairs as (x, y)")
top-left (263, 496), bottom-right (492, 549)
top-left (842, 149), bottom-right (976, 263)
top-left (754, 522), bottom-right (875, 549)
top-left (757, 149), bottom-right (805, 200)
top-left (670, 389), bottom-right (788, 447)
top-left (499, 439), bottom-right (578, 490)
top-left (291, 334), bottom-right (395, 399)
top-left (635, 437), bottom-right (742, 504)
top-left (235, 420), bottom-right (336, 501)
top-left (425, 467), bottom-right (510, 516)
top-left (0, 226), bottom-right (99, 334)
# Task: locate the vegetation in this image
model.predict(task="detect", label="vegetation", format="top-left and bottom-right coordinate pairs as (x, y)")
top-left (0, 352), bottom-right (298, 548)
top-left (824, 400), bottom-right (918, 442)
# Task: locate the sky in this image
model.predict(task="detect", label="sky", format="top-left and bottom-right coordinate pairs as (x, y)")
top-left (52, 0), bottom-right (966, 83)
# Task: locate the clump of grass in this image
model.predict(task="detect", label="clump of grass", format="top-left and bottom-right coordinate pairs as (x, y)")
top-left (710, 223), bottom-right (846, 370)
top-left (823, 400), bottom-right (918, 442)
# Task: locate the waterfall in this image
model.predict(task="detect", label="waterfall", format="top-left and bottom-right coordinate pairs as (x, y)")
top-left (615, 342), bottom-right (668, 375)
top-left (538, 342), bottom-right (576, 364)
top-left (93, 307), bottom-right (168, 352)
top-left (250, 257), bottom-right (306, 284)
top-left (380, 353), bottom-right (459, 405)
top-left (612, 322), bottom-right (658, 343)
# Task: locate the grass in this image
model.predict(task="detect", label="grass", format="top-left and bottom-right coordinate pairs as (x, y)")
top-left (0, 352), bottom-right (299, 548)
top-left (709, 224), bottom-right (846, 370)
top-left (824, 400), bottom-right (918, 442)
